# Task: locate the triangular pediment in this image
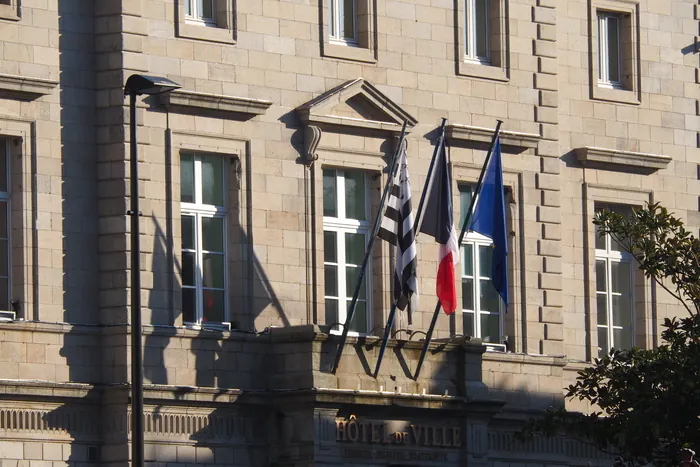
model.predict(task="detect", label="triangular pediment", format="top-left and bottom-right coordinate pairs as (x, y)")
top-left (297, 78), bottom-right (417, 133)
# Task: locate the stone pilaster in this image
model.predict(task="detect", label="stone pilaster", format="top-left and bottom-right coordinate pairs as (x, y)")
top-left (533, 0), bottom-right (564, 356)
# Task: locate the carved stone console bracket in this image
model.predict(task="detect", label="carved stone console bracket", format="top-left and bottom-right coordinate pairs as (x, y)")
top-left (304, 125), bottom-right (322, 166)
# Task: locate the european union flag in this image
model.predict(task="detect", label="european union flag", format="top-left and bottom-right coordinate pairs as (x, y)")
top-left (468, 138), bottom-right (508, 308)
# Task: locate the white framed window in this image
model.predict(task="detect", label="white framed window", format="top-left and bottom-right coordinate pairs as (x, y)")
top-left (595, 204), bottom-right (634, 356)
top-left (0, 141), bottom-right (9, 312)
top-left (597, 11), bottom-right (622, 88)
top-left (329, 0), bottom-right (358, 45)
top-left (180, 153), bottom-right (228, 326)
top-left (323, 168), bottom-right (370, 335)
top-left (185, 0), bottom-right (216, 26)
top-left (460, 186), bottom-right (503, 345)
top-left (465, 0), bottom-right (490, 63)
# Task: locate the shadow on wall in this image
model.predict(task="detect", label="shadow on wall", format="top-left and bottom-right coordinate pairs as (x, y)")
top-left (46, 0), bottom-right (102, 465)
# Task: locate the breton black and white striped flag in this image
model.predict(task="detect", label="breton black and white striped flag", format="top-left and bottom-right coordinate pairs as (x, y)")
top-left (378, 141), bottom-right (418, 320)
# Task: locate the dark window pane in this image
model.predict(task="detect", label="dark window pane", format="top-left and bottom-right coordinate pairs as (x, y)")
top-left (480, 313), bottom-right (501, 343)
top-left (180, 155), bottom-right (194, 203)
top-left (202, 217), bottom-right (224, 252)
top-left (324, 265), bottom-right (338, 296)
top-left (594, 223), bottom-right (606, 250)
top-left (611, 261), bottom-right (630, 294)
top-left (612, 294), bottom-right (632, 328)
top-left (0, 239), bottom-right (8, 277)
top-left (182, 252), bottom-right (196, 286)
top-left (479, 245), bottom-right (493, 278)
top-left (202, 253), bottom-right (225, 289)
top-left (202, 289), bottom-right (225, 323)
top-left (0, 142), bottom-right (7, 193)
top-left (461, 244), bottom-right (474, 276)
top-left (474, 0), bottom-right (489, 59)
top-left (326, 298), bottom-right (339, 330)
top-left (182, 288), bottom-right (196, 323)
top-left (329, 0), bottom-right (336, 37)
top-left (342, 0), bottom-right (356, 41)
top-left (324, 231), bottom-right (337, 262)
top-left (181, 215), bottom-right (195, 250)
top-left (480, 279), bottom-right (499, 312)
top-left (0, 202), bottom-right (7, 239)
top-left (185, 0), bottom-right (192, 16)
top-left (462, 278), bottom-right (474, 310)
top-left (459, 186), bottom-right (473, 227)
top-left (598, 327), bottom-right (609, 357)
top-left (201, 0), bottom-right (214, 19)
top-left (344, 170), bottom-right (366, 220)
top-left (348, 300), bottom-right (367, 334)
top-left (596, 293), bottom-right (608, 325)
top-left (345, 232), bottom-right (365, 265)
top-left (345, 266), bottom-right (366, 299)
top-left (201, 155), bottom-right (224, 206)
top-left (613, 327), bottom-right (632, 351)
top-left (0, 277), bottom-right (8, 311)
top-left (595, 260), bottom-right (606, 292)
top-left (607, 17), bottom-right (620, 82)
top-left (323, 169), bottom-right (337, 217)
top-left (464, 311), bottom-right (475, 337)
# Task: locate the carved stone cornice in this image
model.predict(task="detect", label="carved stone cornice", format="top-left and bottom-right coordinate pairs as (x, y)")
top-left (0, 73), bottom-right (58, 100)
top-left (161, 89), bottom-right (273, 117)
top-left (446, 124), bottom-right (540, 151)
top-left (576, 146), bottom-right (671, 173)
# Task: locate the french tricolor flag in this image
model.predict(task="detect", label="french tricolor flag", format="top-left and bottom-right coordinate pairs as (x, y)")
top-left (417, 137), bottom-right (459, 314)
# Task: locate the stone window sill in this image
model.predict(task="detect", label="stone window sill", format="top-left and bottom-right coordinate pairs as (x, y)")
top-left (591, 84), bottom-right (640, 105)
top-left (322, 42), bottom-right (376, 64)
top-left (176, 22), bottom-right (235, 44)
top-left (457, 60), bottom-right (509, 82)
top-left (0, 3), bottom-right (19, 21)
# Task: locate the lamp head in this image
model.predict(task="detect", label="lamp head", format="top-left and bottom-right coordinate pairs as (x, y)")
top-left (124, 74), bottom-right (181, 96)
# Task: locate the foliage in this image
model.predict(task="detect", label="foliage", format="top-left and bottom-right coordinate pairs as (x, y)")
top-left (520, 203), bottom-right (700, 466)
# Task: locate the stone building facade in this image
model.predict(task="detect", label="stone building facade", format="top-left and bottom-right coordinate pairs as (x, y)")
top-left (0, 0), bottom-right (697, 465)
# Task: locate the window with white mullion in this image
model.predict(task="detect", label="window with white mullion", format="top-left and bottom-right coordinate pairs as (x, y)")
top-left (323, 168), bottom-right (370, 335)
top-left (180, 153), bottom-right (227, 326)
top-left (460, 185), bottom-right (503, 344)
top-left (185, 0), bottom-right (216, 26)
top-left (329, 0), bottom-right (358, 45)
top-left (465, 0), bottom-right (490, 63)
top-left (598, 11), bottom-right (622, 88)
top-left (595, 204), bottom-right (634, 356)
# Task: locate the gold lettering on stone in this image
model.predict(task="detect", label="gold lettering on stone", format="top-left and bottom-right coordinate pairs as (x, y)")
top-left (335, 416), bottom-right (460, 449)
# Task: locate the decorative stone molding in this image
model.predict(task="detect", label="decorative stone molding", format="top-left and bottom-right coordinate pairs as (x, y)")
top-left (0, 73), bottom-right (58, 100)
top-left (446, 124), bottom-right (540, 151)
top-left (488, 431), bottom-right (613, 462)
top-left (575, 146), bottom-right (671, 172)
top-left (297, 78), bottom-right (417, 135)
top-left (161, 89), bottom-right (273, 118)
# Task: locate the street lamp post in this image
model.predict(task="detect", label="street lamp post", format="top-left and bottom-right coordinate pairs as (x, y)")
top-left (123, 74), bottom-right (180, 467)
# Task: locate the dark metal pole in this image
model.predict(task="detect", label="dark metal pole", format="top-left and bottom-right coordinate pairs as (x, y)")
top-left (128, 91), bottom-right (144, 467)
top-left (413, 120), bottom-right (504, 380)
top-left (414, 118), bottom-right (447, 234)
top-left (373, 119), bottom-right (448, 377)
top-left (331, 120), bottom-right (408, 374)
top-left (373, 301), bottom-right (397, 377)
